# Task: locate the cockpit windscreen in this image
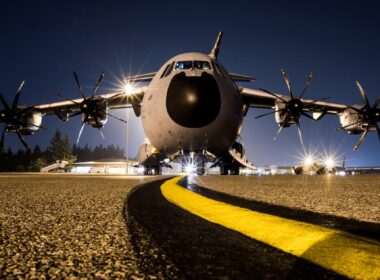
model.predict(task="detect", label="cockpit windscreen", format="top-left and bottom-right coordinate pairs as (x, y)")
top-left (194, 61), bottom-right (211, 70)
top-left (175, 61), bottom-right (212, 71)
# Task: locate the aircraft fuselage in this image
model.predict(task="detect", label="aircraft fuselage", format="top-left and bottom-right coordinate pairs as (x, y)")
top-left (141, 52), bottom-right (243, 157)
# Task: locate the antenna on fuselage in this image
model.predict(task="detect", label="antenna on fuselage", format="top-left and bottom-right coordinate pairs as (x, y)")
top-left (209, 31), bottom-right (223, 60)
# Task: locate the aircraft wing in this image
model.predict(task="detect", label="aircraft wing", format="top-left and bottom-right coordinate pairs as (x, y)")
top-left (240, 87), bottom-right (347, 115)
top-left (32, 86), bottom-right (146, 117)
top-left (229, 73), bottom-right (256, 82)
top-left (124, 72), bottom-right (156, 83)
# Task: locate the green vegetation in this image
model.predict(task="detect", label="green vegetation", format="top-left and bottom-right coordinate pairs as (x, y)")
top-left (0, 130), bottom-right (125, 172)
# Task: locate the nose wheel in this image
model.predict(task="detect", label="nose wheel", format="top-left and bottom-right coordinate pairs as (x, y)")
top-left (143, 166), bottom-right (162, 175)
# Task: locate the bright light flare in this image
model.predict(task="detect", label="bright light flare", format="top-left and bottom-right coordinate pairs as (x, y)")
top-left (185, 163), bottom-right (196, 174)
top-left (123, 82), bottom-right (135, 95)
top-left (304, 155), bottom-right (314, 166)
top-left (324, 157), bottom-right (335, 169)
top-left (137, 166), bottom-right (145, 174)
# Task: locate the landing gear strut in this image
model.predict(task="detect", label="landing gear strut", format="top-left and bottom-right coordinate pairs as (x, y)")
top-left (220, 163), bottom-right (240, 175)
top-left (143, 165), bottom-right (162, 175)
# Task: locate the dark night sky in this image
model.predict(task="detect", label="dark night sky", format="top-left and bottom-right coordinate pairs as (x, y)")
top-left (0, 0), bottom-right (379, 166)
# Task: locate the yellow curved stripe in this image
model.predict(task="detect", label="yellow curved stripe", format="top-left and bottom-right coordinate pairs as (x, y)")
top-left (161, 176), bottom-right (380, 280)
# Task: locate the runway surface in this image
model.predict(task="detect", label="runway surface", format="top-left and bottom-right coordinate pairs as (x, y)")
top-left (127, 176), bottom-right (380, 279)
top-left (0, 174), bottom-right (159, 278)
top-left (1, 174), bottom-right (379, 278)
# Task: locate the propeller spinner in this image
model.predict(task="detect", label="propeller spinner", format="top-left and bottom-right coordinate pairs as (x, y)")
top-left (0, 82), bottom-right (44, 150)
top-left (255, 69), bottom-right (329, 144)
top-left (341, 82), bottom-right (380, 150)
top-left (58, 72), bottom-right (127, 145)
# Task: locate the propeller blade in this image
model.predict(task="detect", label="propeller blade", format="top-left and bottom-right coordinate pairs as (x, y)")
top-left (300, 111), bottom-right (315, 120)
top-left (0, 127), bottom-right (6, 149)
top-left (259, 88), bottom-right (288, 103)
top-left (356, 81), bottom-right (371, 108)
top-left (92, 72), bottom-right (105, 98)
top-left (374, 96), bottom-right (380, 108)
top-left (281, 69), bottom-right (293, 98)
top-left (375, 123), bottom-right (380, 140)
top-left (12, 81), bottom-right (25, 110)
top-left (255, 109), bottom-right (284, 119)
top-left (299, 73), bottom-right (313, 99)
top-left (76, 122), bottom-right (85, 145)
top-left (336, 119), bottom-right (363, 131)
top-left (73, 71), bottom-right (86, 99)
top-left (57, 94), bottom-right (79, 104)
top-left (296, 123), bottom-right (304, 147)
top-left (106, 112), bottom-right (128, 124)
top-left (99, 129), bottom-right (106, 142)
top-left (273, 125), bottom-right (283, 142)
top-left (353, 129), bottom-right (368, 151)
top-left (0, 93), bottom-right (10, 110)
top-left (16, 132), bottom-right (29, 150)
top-left (68, 111), bottom-right (82, 118)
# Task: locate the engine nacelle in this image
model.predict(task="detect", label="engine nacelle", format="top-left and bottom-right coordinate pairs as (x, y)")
top-left (7, 111), bottom-right (42, 135)
top-left (81, 98), bottom-right (108, 128)
top-left (274, 99), bottom-right (296, 127)
top-left (83, 112), bottom-right (107, 128)
top-left (339, 107), bottom-right (364, 134)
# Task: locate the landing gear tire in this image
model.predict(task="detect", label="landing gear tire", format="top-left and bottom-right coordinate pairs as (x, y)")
top-left (220, 165), bottom-right (228, 175)
top-left (196, 160), bottom-right (205, 175)
top-left (231, 165), bottom-right (240, 175)
top-left (220, 164), bottom-right (240, 175)
top-left (143, 166), bottom-right (162, 175)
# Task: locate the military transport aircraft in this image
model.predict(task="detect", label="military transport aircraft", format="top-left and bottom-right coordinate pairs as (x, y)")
top-left (0, 32), bottom-right (379, 175)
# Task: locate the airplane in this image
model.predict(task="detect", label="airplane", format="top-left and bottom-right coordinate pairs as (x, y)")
top-left (0, 32), bottom-right (379, 175)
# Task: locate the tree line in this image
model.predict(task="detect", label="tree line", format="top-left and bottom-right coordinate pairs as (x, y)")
top-left (0, 130), bottom-right (125, 172)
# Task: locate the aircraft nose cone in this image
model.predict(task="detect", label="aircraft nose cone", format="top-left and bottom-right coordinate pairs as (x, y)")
top-left (166, 72), bottom-right (221, 128)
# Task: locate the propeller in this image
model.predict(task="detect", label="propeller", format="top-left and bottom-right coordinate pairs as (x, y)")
top-left (345, 82), bottom-right (380, 150)
top-left (256, 69), bottom-right (329, 144)
top-left (59, 72), bottom-right (128, 145)
top-left (0, 81), bottom-right (41, 150)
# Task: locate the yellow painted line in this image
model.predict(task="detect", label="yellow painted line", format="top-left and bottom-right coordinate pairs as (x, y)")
top-left (161, 176), bottom-right (380, 280)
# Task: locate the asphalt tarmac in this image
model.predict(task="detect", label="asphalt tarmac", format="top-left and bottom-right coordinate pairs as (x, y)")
top-left (1, 174), bottom-right (379, 279)
top-left (126, 177), bottom-right (375, 279)
top-left (0, 174), bottom-right (159, 279)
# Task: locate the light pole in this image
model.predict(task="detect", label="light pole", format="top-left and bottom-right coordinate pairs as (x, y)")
top-left (126, 108), bottom-right (129, 174)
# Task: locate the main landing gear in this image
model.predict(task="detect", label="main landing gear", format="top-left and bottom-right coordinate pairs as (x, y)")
top-left (220, 163), bottom-right (240, 175)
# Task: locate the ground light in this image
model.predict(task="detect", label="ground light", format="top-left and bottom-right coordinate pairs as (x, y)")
top-left (304, 155), bottom-right (314, 166)
top-left (324, 157), bottom-right (335, 169)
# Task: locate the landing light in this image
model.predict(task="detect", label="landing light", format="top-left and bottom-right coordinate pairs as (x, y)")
top-left (185, 164), bottom-right (196, 174)
top-left (325, 157), bottom-right (335, 169)
top-left (304, 155), bottom-right (313, 166)
top-left (123, 82), bottom-right (135, 95)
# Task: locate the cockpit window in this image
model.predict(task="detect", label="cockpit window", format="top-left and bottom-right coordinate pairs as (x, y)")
top-left (175, 61), bottom-right (193, 70)
top-left (194, 61), bottom-right (211, 70)
top-left (160, 64), bottom-right (171, 78)
top-left (165, 62), bottom-right (175, 77)
top-left (175, 60), bottom-right (212, 71)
